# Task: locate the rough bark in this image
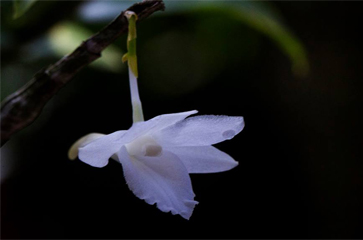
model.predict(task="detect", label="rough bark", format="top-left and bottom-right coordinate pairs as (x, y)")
top-left (0, 0), bottom-right (165, 146)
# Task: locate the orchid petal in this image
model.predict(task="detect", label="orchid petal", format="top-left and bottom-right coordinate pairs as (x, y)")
top-left (68, 133), bottom-right (105, 160)
top-left (114, 110), bottom-right (198, 145)
top-left (115, 110), bottom-right (198, 145)
top-left (117, 146), bottom-right (198, 220)
top-left (154, 115), bottom-right (244, 146)
top-left (78, 130), bottom-right (126, 168)
top-left (165, 146), bottom-right (238, 173)
top-left (125, 110), bottom-right (197, 140)
top-left (77, 111), bottom-right (196, 168)
top-left (145, 110), bottom-right (198, 133)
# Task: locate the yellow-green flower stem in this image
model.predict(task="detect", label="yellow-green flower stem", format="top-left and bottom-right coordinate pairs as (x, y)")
top-left (124, 11), bottom-right (144, 123)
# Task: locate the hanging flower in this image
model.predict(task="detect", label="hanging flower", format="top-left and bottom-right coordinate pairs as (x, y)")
top-left (68, 11), bottom-right (244, 220)
top-left (69, 110), bottom-right (244, 219)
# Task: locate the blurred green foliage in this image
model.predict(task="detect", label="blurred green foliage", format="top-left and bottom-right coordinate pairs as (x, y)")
top-left (48, 21), bottom-right (124, 73)
top-left (12, 0), bottom-right (37, 19)
top-left (2, 0), bottom-right (308, 101)
top-left (166, 1), bottom-right (309, 76)
top-left (2, 0), bottom-right (309, 101)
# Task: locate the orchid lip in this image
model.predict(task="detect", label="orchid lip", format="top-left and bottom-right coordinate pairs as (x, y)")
top-left (125, 135), bottom-right (163, 157)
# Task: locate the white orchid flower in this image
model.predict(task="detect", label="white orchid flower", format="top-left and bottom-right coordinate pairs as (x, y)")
top-left (69, 110), bottom-right (244, 219)
top-left (68, 11), bottom-right (244, 220)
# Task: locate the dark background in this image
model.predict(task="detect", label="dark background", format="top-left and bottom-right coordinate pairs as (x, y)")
top-left (1, 1), bottom-right (363, 238)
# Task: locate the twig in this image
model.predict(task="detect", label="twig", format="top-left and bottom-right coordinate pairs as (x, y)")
top-left (0, 0), bottom-right (165, 146)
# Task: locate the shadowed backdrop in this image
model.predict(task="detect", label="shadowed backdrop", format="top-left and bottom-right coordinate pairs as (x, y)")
top-left (1, 1), bottom-right (362, 238)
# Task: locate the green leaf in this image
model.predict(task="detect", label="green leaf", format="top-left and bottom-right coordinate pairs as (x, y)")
top-left (166, 1), bottom-right (309, 77)
top-left (13, 0), bottom-right (37, 19)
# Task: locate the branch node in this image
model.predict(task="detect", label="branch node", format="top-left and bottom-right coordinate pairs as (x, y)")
top-left (0, 0), bottom-right (165, 146)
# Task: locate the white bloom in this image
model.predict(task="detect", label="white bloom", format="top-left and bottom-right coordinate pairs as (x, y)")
top-left (68, 11), bottom-right (244, 219)
top-left (69, 110), bottom-right (244, 219)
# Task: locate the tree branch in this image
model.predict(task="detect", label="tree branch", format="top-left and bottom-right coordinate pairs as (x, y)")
top-left (0, 0), bottom-right (165, 146)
